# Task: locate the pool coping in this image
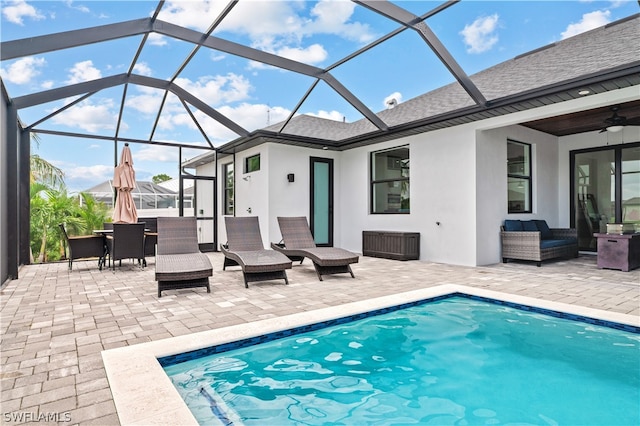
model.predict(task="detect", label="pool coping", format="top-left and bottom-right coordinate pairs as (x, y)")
top-left (101, 284), bottom-right (640, 425)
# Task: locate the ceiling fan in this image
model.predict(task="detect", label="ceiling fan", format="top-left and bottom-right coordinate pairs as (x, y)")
top-left (599, 106), bottom-right (640, 133)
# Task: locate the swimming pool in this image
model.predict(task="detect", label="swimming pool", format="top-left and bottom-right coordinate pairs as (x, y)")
top-left (101, 285), bottom-right (640, 425)
top-left (162, 295), bottom-right (640, 425)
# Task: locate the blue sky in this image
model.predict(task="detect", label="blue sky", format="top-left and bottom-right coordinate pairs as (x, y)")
top-left (2, 0), bottom-right (639, 193)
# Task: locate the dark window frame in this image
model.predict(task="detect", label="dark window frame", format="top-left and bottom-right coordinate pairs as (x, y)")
top-left (507, 139), bottom-right (532, 214)
top-left (223, 162), bottom-right (234, 216)
top-left (244, 153), bottom-right (260, 173)
top-left (370, 146), bottom-right (410, 214)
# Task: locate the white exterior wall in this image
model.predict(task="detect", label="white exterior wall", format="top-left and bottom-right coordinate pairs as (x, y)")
top-left (340, 126), bottom-right (479, 265)
top-left (475, 125), bottom-right (559, 265)
top-left (217, 145), bottom-right (270, 247)
top-left (210, 86), bottom-right (638, 266)
top-left (265, 143), bottom-right (340, 246)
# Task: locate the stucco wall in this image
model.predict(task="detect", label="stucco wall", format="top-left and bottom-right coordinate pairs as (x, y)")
top-left (212, 86), bottom-right (638, 267)
top-left (266, 143), bottom-right (340, 247)
top-left (339, 125), bottom-right (479, 266)
top-left (475, 125), bottom-right (560, 265)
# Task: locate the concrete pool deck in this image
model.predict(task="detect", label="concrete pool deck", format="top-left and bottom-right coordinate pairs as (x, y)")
top-left (1, 253), bottom-right (639, 424)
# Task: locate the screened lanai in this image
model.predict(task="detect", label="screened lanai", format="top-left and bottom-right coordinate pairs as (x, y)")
top-left (83, 180), bottom-right (188, 211)
top-left (2, 1), bottom-right (640, 283)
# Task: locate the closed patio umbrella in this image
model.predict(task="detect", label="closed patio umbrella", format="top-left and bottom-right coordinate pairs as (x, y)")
top-left (112, 143), bottom-right (138, 223)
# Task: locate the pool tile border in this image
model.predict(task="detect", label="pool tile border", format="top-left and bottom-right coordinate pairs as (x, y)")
top-left (102, 284), bottom-right (640, 425)
top-left (158, 291), bottom-right (639, 368)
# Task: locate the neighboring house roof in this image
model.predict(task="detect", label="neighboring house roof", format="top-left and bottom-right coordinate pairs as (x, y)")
top-left (157, 178), bottom-right (194, 193)
top-left (216, 14), bottom-right (639, 155)
top-left (83, 180), bottom-right (178, 197)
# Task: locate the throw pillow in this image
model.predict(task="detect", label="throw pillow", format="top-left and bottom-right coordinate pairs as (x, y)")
top-left (534, 220), bottom-right (553, 239)
top-left (522, 220), bottom-right (538, 231)
top-left (504, 220), bottom-right (523, 231)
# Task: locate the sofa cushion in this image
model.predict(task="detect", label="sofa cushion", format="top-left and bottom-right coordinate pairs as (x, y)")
top-left (522, 220), bottom-right (538, 232)
top-left (534, 220), bottom-right (553, 239)
top-left (540, 239), bottom-right (576, 249)
top-left (504, 220), bottom-right (523, 231)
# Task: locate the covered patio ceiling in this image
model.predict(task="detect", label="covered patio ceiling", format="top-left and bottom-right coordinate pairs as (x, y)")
top-left (2, 1), bottom-right (639, 154)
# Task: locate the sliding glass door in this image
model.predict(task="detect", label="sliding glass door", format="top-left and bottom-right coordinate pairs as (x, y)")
top-left (571, 143), bottom-right (640, 251)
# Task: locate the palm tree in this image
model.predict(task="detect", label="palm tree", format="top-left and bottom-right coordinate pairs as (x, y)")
top-left (30, 186), bottom-right (79, 263)
top-left (76, 192), bottom-right (110, 233)
top-left (30, 133), bottom-right (65, 188)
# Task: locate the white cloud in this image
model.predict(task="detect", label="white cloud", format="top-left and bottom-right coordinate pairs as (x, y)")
top-left (66, 60), bottom-right (102, 84)
top-left (126, 92), bottom-right (166, 115)
top-left (2, 0), bottom-right (44, 25)
top-left (51, 100), bottom-right (122, 133)
top-left (383, 92), bottom-right (403, 109)
top-left (174, 73), bottom-right (252, 105)
top-left (307, 110), bottom-right (345, 122)
top-left (147, 33), bottom-right (167, 46)
top-left (133, 62), bottom-right (152, 77)
top-left (158, 0), bottom-right (375, 66)
top-left (157, 102), bottom-right (291, 144)
top-left (64, 0), bottom-right (89, 14)
top-left (41, 80), bottom-right (54, 89)
top-left (460, 14), bottom-right (500, 54)
top-left (0, 56), bottom-right (46, 84)
top-left (561, 10), bottom-right (611, 39)
top-left (135, 145), bottom-right (177, 162)
top-left (275, 44), bottom-right (328, 64)
top-left (64, 164), bottom-right (113, 184)
top-left (306, 0), bottom-right (375, 44)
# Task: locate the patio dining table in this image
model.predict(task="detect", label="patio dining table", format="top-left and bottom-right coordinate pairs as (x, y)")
top-left (93, 228), bottom-right (151, 269)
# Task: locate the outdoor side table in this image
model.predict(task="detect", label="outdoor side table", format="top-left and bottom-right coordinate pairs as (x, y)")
top-left (594, 232), bottom-right (640, 272)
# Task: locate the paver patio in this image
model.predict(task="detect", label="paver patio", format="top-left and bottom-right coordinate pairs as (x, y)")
top-left (1, 253), bottom-right (638, 425)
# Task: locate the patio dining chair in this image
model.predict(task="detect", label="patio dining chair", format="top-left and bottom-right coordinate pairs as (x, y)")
top-left (59, 223), bottom-right (106, 271)
top-left (106, 222), bottom-right (146, 270)
top-left (271, 216), bottom-right (358, 281)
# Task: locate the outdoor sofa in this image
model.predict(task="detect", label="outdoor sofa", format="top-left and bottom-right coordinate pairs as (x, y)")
top-left (155, 217), bottom-right (212, 297)
top-left (500, 219), bottom-right (578, 267)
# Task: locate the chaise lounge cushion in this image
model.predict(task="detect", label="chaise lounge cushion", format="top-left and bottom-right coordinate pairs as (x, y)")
top-left (155, 217), bottom-right (212, 297)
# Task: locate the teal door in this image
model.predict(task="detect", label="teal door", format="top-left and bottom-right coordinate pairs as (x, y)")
top-left (310, 157), bottom-right (333, 247)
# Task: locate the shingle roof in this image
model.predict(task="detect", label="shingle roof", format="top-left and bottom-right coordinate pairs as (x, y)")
top-left (254, 14), bottom-right (640, 144)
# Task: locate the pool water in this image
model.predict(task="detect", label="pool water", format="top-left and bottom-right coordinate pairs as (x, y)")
top-left (163, 297), bottom-right (640, 425)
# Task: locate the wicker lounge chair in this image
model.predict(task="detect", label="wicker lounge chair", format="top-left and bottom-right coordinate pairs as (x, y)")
top-left (155, 217), bottom-right (212, 297)
top-left (59, 223), bottom-right (106, 270)
top-left (221, 216), bottom-right (292, 288)
top-left (271, 216), bottom-right (359, 281)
